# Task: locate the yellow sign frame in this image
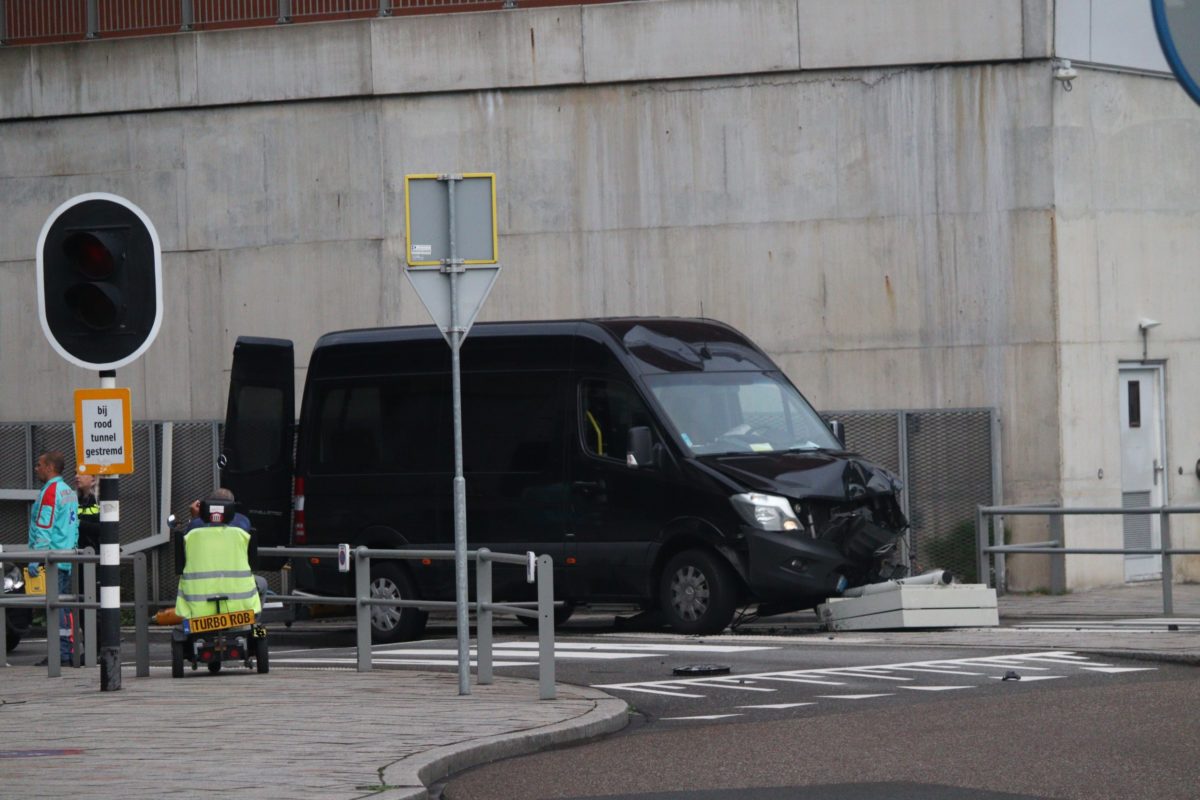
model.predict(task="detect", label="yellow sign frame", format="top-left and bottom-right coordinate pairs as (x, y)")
top-left (74, 388), bottom-right (134, 475)
top-left (404, 173), bottom-right (498, 267)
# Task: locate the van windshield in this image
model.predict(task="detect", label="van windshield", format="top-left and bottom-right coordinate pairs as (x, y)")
top-left (643, 371), bottom-right (840, 455)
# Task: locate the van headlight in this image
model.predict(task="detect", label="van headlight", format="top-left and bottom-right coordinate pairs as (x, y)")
top-left (731, 493), bottom-right (801, 532)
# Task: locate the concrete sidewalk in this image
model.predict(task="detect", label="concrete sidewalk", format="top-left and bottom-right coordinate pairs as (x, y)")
top-left (0, 666), bottom-right (627, 800)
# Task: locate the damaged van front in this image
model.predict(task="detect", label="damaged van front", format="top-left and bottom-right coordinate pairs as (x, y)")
top-left (626, 322), bottom-right (910, 618)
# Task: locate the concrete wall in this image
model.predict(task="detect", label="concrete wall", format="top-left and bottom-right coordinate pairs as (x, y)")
top-left (1, 0), bottom-right (1197, 589)
top-left (1052, 67), bottom-right (1200, 586)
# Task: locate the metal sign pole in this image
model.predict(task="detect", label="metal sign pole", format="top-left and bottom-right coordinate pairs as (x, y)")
top-left (447, 177), bottom-right (471, 697)
top-left (97, 370), bottom-right (121, 691)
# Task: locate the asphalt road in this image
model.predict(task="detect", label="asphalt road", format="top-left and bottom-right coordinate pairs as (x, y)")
top-left (440, 661), bottom-right (1199, 800)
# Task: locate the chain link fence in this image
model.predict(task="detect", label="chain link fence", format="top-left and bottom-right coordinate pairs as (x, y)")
top-left (1, 409), bottom-right (997, 601)
top-left (823, 409), bottom-right (998, 582)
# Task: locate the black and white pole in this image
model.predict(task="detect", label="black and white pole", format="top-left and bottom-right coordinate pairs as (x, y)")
top-left (98, 369), bottom-right (122, 691)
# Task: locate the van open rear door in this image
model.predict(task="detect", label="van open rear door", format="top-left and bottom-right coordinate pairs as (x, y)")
top-left (220, 337), bottom-right (295, 570)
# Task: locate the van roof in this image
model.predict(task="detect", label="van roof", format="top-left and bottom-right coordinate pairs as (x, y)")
top-left (314, 317), bottom-right (777, 374)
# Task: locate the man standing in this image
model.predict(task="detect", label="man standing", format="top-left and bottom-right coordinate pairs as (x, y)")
top-left (29, 451), bottom-right (79, 666)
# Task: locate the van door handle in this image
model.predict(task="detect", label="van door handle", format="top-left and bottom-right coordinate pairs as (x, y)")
top-left (573, 480), bottom-right (605, 494)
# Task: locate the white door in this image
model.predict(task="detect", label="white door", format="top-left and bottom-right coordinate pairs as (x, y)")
top-left (1118, 366), bottom-right (1165, 581)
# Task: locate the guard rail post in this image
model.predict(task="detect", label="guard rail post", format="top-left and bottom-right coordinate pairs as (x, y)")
top-left (976, 505), bottom-right (989, 588)
top-left (134, 553), bottom-right (149, 677)
top-left (476, 548), bottom-right (493, 685)
top-left (1160, 508), bottom-right (1174, 616)
top-left (83, 559), bottom-right (96, 667)
top-left (46, 563), bottom-right (61, 677)
top-left (536, 554), bottom-right (555, 700)
top-left (1050, 514), bottom-right (1065, 595)
top-left (0, 591), bottom-right (7, 660)
top-left (355, 547), bottom-right (371, 672)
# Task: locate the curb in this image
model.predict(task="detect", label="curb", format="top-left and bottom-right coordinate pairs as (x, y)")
top-left (378, 682), bottom-right (630, 800)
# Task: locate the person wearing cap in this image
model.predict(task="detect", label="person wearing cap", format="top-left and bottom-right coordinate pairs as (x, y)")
top-left (174, 493), bottom-right (261, 620)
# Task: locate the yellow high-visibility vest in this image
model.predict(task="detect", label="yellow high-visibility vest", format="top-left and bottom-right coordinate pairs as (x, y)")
top-left (174, 525), bottom-right (261, 619)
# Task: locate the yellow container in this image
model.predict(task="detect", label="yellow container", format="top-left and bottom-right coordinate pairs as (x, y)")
top-left (23, 568), bottom-right (46, 596)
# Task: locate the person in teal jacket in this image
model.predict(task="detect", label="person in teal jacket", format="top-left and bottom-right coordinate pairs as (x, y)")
top-left (28, 451), bottom-right (79, 665)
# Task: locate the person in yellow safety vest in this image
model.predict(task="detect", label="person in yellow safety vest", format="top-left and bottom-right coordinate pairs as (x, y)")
top-left (174, 496), bottom-right (261, 620)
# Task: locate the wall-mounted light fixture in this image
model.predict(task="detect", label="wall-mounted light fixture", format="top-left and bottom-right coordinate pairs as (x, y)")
top-left (1138, 318), bottom-right (1161, 361)
top-left (1053, 59), bottom-right (1078, 92)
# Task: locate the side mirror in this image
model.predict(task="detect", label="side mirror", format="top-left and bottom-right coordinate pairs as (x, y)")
top-left (627, 426), bottom-right (654, 469)
top-left (829, 419), bottom-right (846, 448)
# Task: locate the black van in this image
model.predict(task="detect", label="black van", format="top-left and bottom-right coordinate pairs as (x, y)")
top-left (220, 318), bottom-right (908, 641)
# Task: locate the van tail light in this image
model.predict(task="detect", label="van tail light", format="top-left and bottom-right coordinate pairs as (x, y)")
top-left (293, 477), bottom-right (306, 545)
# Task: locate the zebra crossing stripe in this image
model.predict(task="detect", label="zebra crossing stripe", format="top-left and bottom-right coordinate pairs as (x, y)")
top-left (816, 694), bottom-right (893, 700)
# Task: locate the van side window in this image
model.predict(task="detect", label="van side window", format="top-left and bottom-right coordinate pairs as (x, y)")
top-left (230, 385), bottom-right (285, 472)
top-left (580, 379), bottom-right (653, 462)
top-left (310, 376), bottom-right (451, 475)
top-left (463, 373), bottom-right (565, 473)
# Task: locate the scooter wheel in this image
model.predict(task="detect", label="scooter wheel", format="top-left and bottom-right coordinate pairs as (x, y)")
top-left (207, 660), bottom-right (222, 674)
top-left (254, 635), bottom-right (269, 674)
top-left (171, 640), bottom-right (184, 679)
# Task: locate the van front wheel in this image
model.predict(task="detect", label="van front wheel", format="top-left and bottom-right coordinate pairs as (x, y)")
top-left (659, 550), bottom-right (736, 635)
top-left (370, 562), bottom-right (429, 644)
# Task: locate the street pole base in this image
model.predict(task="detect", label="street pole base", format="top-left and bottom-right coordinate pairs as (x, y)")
top-left (100, 647), bottom-right (122, 691)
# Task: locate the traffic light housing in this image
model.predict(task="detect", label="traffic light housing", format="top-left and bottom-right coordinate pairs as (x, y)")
top-left (37, 193), bottom-right (162, 370)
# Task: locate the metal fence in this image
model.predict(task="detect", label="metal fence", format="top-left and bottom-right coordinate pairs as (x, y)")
top-left (0, 0), bottom-right (624, 45)
top-left (823, 409), bottom-right (999, 583)
top-left (2, 408), bottom-right (998, 595)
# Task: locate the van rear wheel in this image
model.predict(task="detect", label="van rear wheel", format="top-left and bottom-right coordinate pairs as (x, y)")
top-left (659, 549), bottom-right (737, 635)
top-left (370, 561), bottom-right (429, 644)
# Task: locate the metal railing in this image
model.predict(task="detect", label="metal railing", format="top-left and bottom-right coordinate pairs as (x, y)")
top-left (258, 545), bottom-right (558, 699)
top-left (3, 541), bottom-right (558, 698)
top-left (0, 548), bottom-right (151, 678)
top-left (0, 0), bottom-right (625, 45)
top-left (976, 503), bottom-right (1200, 615)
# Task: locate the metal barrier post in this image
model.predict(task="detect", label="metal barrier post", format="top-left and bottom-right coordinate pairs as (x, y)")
top-left (0, 593), bottom-right (7, 662)
top-left (70, 566), bottom-right (82, 668)
top-left (536, 554), bottom-right (555, 700)
top-left (181, 0), bottom-right (194, 31)
top-left (378, 0), bottom-right (390, 16)
top-left (1160, 509), bottom-right (1174, 616)
top-left (277, 0), bottom-right (292, 24)
top-left (46, 563), bottom-right (61, 677)
top-left (994, 514), bottom-right (1007, 594)
top-left (476, 549), bottom-right (493, 685)
top-left (83, 560), bottom-right (96, 667)
top-left (134, 554), bottom-right (149, 677)
top-left (976, 506), bottom-right (989, 588)
top-left (86, 0), bottom-right (99, 38)
top-left (1050, 514), bottom-right (1065, 594)
top-left (354, 547), bottom-right (371, 672)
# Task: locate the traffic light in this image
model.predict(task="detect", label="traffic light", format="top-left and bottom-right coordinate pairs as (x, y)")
top-left (37, 193), bottom-right (162, 370)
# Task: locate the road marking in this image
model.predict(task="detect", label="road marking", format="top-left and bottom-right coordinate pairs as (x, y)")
top-left (502, 641), bottom-right (776, 653)
top-left (900, 685), bottom-right (975, 692)
top-left (662, 714), bottom-right (742, 721)
top-left (271, 657), bottom-right (531, 668)
top-left (815, 694), bottom-right (893, 700)
top-left (593, 651), bottom-right (1103, 698)
top-left (682, 681), bottom-right (774, 692)
top-left (610, 686), bottom-right (707, 698)
top-left (987, 675), bottom-right (1065, 682)
top-left (1081, 666), bottom-right (1157, 674)
top-left (755, 675), bottom-right (848, 686)
top-left (374, 648), bottom-right (649, 661)
top-left (738, 702), bottom-right (816, 710)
